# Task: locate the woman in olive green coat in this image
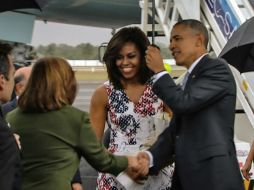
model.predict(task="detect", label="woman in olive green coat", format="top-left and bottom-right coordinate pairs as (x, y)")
top-left (7, 57), bottom-right (138, 190)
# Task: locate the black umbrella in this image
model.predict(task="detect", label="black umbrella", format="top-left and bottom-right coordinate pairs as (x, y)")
top-left (0, 0), bottom-right (42, 12)
top-left (219, 16), bottom-right (254, 73)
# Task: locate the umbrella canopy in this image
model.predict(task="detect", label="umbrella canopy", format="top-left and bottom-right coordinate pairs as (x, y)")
top-left (0, 0), bottom-right (41, 12)
top-left (219, 16), bottom-right (254, 73)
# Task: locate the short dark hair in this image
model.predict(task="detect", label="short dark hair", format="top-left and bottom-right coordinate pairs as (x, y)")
top-left (103, 27), bottom-right (153, 89)
top-left (0, 43), bottom-right (13, 80)
top-left (174, 19), bottom-right (209, 48)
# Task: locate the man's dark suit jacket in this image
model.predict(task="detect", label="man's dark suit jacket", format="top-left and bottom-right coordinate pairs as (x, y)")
top-left (2, 98), bottom-right (17, 116)
top-left (0, 109), bottom-right (21, 190)
top-left (149, 55), bottom-right (244, 190)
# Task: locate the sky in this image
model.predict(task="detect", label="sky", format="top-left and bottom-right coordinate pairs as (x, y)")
top-left (31, 20), bottom-right (113, 47)
top-left (31, 20), bottom-right (168, 47)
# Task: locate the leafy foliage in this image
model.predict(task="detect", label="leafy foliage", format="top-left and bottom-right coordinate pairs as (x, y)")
top-left (35, 42), bottom-right (172, 60)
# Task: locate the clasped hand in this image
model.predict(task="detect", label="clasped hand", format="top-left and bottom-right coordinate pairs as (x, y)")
top-left (125, 152), bottom-right (150, 183)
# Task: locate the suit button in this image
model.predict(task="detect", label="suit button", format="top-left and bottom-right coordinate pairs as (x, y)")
top-left (176, 135), bottom-right (180, 139)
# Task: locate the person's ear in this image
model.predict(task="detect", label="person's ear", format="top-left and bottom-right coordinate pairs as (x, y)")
top-left (195, 34), bottom-right (205, 47)
top-left (15, 83), bottom-right (23, 95)
top-left (0, 74), bottom-right (6, 90)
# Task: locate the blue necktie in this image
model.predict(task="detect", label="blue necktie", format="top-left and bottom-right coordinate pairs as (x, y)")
top-left (181, 72), bottom-right (190, 90)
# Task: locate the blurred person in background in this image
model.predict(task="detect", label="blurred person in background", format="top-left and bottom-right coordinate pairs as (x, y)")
top-left (241, 142), bottom-right (254, 180)
top-left (2, 66), bottom-right (32, 115)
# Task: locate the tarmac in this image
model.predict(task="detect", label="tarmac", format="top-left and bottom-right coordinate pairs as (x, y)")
top-left (73, 81), bottom-right (102, 190)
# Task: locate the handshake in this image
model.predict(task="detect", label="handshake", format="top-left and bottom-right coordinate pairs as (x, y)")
top-left (124, 152), bottom-right (151, 183)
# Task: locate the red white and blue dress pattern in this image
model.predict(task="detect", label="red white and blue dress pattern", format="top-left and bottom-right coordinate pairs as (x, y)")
top-left (96, 81), bottom-right (174, 190)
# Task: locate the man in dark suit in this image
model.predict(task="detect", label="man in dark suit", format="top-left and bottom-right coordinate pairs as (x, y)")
top-left (2, 66), bottom-right (31, 115)
top-left (0, 43), bottom-right (21, 190)
top-left (136, 19), bottom-right (244, 190)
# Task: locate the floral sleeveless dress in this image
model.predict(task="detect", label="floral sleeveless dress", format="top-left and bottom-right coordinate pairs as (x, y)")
top-left (96, 81), bottom-right (174, 190)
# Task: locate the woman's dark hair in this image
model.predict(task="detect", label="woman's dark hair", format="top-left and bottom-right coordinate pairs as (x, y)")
top-left (103, 27), bottom-right (153, 89)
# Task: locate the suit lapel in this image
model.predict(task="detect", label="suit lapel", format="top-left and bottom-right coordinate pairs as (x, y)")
top-left (184, 55), bottom-right (210, 90)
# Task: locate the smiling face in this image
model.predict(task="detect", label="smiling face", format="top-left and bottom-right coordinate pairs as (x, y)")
top-left (116, 42), bottom-right (141, 81)
top-left (169, 24), bottom-right (205, 69)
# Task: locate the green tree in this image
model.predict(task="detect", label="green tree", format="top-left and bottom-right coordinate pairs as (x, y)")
top-left (35, 42), bottom-right (173, 60)
top-left (35, 43), bottom-right (99, 60)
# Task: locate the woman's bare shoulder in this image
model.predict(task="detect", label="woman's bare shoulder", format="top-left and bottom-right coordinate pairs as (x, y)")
top-left (91, 84), bottom-right (108, 105)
